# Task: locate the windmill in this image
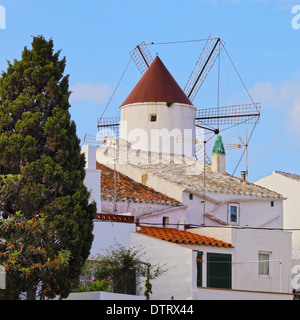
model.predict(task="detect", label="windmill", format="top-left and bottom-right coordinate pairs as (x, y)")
top-left (97, 35), bottom-right (261, 176)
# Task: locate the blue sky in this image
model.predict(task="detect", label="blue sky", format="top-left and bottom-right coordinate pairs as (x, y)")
top-left (0, 0), bottom-right (299, 182)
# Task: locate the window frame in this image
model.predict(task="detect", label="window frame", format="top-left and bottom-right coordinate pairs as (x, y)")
top-left (227, 202), bottom-right (240, 225)
top-left (258, 252), bottom-right (271, 277)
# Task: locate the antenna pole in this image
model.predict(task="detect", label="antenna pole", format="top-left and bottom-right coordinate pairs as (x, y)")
top-left (202, 140), bottom-right (207, 226)
top-left (246, 127), bottom-right (248, 181)
top-left (113, 142), bottom-right (117, 213)
top-left (217, 42), bottom-right (221, 130)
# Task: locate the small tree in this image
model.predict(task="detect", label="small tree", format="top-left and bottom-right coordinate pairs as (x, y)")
top-left (0, 213), bottom-right (71, 300)
top-left (79, 244), bottom-right (167, 299)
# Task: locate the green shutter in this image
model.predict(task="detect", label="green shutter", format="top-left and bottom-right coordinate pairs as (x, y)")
top-left (207, 253), bottom-right (232, 289)
top-left (127, 268), bottom-right (137, 295)
top-left (114, 268), bottom-right (136, 294)
top-left (197, 251), bottom-right (203, 287)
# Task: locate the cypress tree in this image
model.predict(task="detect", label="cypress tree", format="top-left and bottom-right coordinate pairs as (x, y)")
top-left (0, 36), bottom-right (96, 299)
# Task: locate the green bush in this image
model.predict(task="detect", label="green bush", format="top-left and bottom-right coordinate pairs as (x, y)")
top-left (73, 277), bottom-right (110, 293)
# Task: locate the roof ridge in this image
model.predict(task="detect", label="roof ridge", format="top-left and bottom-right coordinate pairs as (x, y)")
top-left (275, 171), bottom-right (300, 181)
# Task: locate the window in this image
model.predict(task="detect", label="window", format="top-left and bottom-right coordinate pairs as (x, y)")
top-left (162, 216), bottom-right (169, 227)
top-left (150, 114), bottom-right (157, 122)
top-left (228, 203), bottom-right (239, 225)
top-left (271, 201), bottom-right (274, 207)
top-left (259, 252), bottom-right (270, 276)
top-left (189, 194), bottom-right (193, 200)
top-left (207, 253), bottom-right (232, 289)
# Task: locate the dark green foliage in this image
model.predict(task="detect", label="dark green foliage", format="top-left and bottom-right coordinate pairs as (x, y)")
top-left (82, 245), bottom-right (167, 299)
top-left (0, 36), bottom-right (96, 299)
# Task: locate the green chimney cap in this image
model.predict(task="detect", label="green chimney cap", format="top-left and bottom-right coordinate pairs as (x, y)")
top-left (212, 135), bottom-right (226, 155)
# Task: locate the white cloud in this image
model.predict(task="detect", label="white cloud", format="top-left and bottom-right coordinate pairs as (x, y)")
top-left (249, 80), bottom-right (300, 133)
top-left (287, 100), bottom-right (300, 132)
top-left (70, 83), bottom-right (111, 104)
top-left (249, 82), bottom-right (282, 108)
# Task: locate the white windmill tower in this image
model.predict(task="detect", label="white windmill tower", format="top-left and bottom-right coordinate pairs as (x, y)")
top-left (119, 55), bottom-right (197, 158)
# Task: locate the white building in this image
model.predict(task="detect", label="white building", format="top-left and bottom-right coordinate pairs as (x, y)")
top-left (131, 226), bottom-right (292, 300)
top-left (82, 56), bottom-right (293, 299)
top-left (255, 171), bottom-right (300, 265)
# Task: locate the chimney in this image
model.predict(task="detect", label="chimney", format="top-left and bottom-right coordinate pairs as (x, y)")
top-left (81, 144), bottom-right (96, 170)
top-left (241, 171), bottom-right (247, 181)
top-left (211, 135), bottom-right (226, 174)
top-left (81, 145), bottom-right (101, 213)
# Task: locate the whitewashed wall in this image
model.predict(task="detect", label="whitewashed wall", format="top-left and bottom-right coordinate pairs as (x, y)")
top-left (82, 145), bottom-right (101, 213)
top-left (90, 221), bottom-right (136, 257)
top-left (131, 230), bottom-right (293, 300)
top-left (138, 206), bottom-right (188, 229)
top-left (90, 221), bottom-right (293, 299)
top-left (196, 194), bottom-right (284, 229)
top-left (190, 227), bottom-right (292, 293)
top-left (193, 287), bottom-right (292, 300)
top-left (96, 150), bottom-right (285, 230)
top-left (101, 199), bottom-right (178, 218)
top-left (256, 172), bottom-right (300, 253)
top-left (130, 232), bottom-right (195, 300)
top-left (120, 102), bottom-right (196, 158)
top-left (57, 291), bottom-right (146, 300)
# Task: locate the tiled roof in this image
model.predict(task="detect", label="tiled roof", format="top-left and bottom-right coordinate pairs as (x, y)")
top-left (95, 213), bottom-right (134, 223)
top-left (97, 147), bottom-right (283, 200)
top-left (275, 171), bottom-right (300, 182)
top-left (97, 163), bottom-right (182, 206)
top-left (121, 56), bottom-right (193, 107)
top-left (138, 226), bottom-right (234, 248)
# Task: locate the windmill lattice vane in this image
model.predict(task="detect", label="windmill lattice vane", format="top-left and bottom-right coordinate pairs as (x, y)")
top-left (129, 41), bottom-right (154, 75)
top-left (196, 103), bottom-right (261, 128)
top-left (184, 35), bottom-right (225, 102)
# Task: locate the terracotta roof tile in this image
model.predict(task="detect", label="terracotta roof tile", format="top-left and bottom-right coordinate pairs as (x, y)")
top-left (121, 56), bottom-right (193, 106)
top-left (97, 162), bottom-right (182, 206)
top-left (138, 226), bottom-right (234, 248)
top-left (98, 148), bottom-right (283, 199)
top-left (95, 213), bottom-right (134, 223)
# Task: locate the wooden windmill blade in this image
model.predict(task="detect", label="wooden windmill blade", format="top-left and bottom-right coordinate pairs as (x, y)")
top-left (184, 34), bottom-right (225, 102)
top-left (129, 41), bottom-right (154, 75)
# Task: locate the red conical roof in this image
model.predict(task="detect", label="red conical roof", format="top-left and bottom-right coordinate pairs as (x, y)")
top-left (121, 56), bottom-right (193, 106)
